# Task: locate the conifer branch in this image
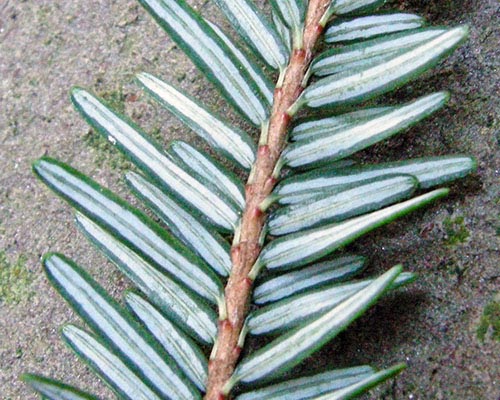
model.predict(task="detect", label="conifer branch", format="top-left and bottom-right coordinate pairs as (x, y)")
top-left (26, 1), bottom-right (474, 399)
top-left (205, 1), bottom-right (333, 398)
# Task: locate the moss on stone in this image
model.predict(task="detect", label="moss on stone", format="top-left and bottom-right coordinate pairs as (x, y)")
top-left (0, 251), bottom-right (34, 305)
top-left (477, 296), bottom-right (500, 343)
top-left (83, 128), bottom-right (133, 172)
top-left (443, 215), bottom-right (470, 246)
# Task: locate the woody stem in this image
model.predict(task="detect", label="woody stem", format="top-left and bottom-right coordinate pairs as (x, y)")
top-left (204, 1), bottom-right (332, 398)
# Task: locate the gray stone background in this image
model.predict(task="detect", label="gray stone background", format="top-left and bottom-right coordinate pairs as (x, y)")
top-left (0, 0), bottom-right (498, 399)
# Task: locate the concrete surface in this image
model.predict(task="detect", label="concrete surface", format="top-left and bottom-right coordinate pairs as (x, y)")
top-left (0, 0), bottom-right (498, 399)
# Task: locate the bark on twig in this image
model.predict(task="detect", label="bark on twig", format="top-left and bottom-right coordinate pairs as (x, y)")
top-left (205, 2), bottom-right (332, 398)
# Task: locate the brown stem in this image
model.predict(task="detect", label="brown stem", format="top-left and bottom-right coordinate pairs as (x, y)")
top-left (204, 1), bottom-right (332, 398)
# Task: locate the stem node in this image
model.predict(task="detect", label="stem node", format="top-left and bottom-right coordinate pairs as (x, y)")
top-left (219, 319), bottom-right (232, 331)
top-left (282, 112), bottom-right (292, 124)
top-left (251, 207), bottom-right (263, 219)
top-left (243, 276), bottom-right (253, 287)
top-left (232, 346), bottom-right (242, 358)
top-left (257, 144), bottom-right (270, 157)
top-left (230, 244), bottom-right (241, 262)
top-left (294, 48), bottom-right (306, 60)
